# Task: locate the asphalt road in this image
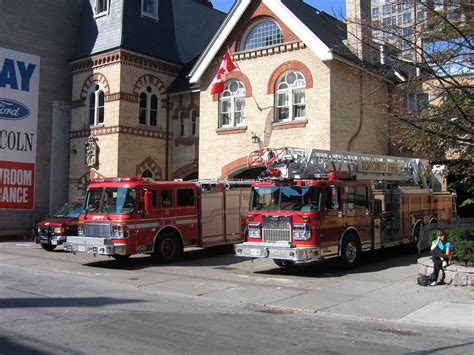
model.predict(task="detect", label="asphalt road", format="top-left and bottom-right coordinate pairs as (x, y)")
top-left (0, 241), bottom-right (472, 354)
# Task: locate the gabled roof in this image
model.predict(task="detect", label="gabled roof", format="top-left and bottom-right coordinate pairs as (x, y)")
top-left (189, 0), bottom-right (358, 84)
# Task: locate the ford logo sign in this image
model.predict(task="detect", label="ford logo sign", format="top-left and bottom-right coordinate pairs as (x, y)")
top-left (0, 98), bottom-right (30, 120)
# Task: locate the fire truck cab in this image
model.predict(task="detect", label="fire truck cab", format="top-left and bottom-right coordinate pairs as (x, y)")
top-left (234, 148), bottom-right (457, 268)
top-left (65, 177), bottom-right (250, 262)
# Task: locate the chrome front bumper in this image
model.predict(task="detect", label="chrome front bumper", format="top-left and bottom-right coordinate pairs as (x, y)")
top-left (234, 242), bottom-right (322, 263)
top-left (64, 236), bottom-right (127, 256)
top-left (38, 235), bottom-right (67, 245)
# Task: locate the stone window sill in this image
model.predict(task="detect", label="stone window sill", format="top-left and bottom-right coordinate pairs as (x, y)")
top-left (216, 126), bottom-right (248, 135)
top-left (272, 119), bottom-right (308, 130)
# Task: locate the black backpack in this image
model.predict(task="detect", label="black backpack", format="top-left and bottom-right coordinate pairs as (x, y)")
top-left (417, 275), bottom-right (431, 286)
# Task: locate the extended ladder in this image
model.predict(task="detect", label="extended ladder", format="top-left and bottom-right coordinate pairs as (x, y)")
top-left (248, 147), bottom-right (439, 189)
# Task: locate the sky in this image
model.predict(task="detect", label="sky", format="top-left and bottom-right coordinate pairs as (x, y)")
top-left (211, 0), bottom-right (346, 18)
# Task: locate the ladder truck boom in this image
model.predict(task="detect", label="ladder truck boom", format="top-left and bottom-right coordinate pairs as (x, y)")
top-left (248, 147), bottom-right (442, 190)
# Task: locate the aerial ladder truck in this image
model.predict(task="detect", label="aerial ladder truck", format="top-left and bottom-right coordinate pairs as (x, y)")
top-left (234, 147), bottom-right (458, 268)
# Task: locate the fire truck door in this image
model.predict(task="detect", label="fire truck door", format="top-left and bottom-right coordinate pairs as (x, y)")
top-left (135, 189), bottom-right (158, 253)
top-left (346, 186), bottom-right (371, 250)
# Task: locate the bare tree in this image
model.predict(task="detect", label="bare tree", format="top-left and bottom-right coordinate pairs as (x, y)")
top-left (346, 0), bottom-right (473, 206)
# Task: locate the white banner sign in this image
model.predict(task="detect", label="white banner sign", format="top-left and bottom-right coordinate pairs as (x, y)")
top-left (0, 47), bottom-right (40, 209)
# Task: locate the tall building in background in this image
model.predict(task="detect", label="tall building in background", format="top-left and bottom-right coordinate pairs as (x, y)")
top-left (370, 0), bottom-right (470, 61)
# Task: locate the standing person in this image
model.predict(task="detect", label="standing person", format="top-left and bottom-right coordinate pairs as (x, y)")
top-left (429, 230), bottom-right (452, 286)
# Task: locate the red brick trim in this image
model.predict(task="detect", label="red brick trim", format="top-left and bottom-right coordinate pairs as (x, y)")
top-left (216, 126), bottom-right (247, 135)
top-left (220, 156), bottom-right (248, 179)
top-left (172, 164), bottom-right (198, 180)
top-left (136, 157), bottom-right (162, 180)
top-left (212, 71), bottom-right (253, 102)
top-left (71, 51), bottom-right (122, 72)
top-left (272, 120), bottom-right (308, 130)
top-left (80, 73), bottom-right (111, 100)
top-left (267, 61), bottom-right (313, 94)
top-left (70, 125), bottom-right (170, 140)
top-left (133, 74), bottom-right (167, 95)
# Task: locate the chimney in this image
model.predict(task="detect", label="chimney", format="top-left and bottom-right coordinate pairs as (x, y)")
top-left (345, 0), bottom-right (372, 63)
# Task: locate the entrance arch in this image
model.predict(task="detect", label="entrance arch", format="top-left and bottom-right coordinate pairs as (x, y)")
top-left (221, 156), bottom-right (266, 180)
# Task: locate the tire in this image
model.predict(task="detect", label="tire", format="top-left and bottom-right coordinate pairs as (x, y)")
top-left (273, 259), bottom-right (295, 270)
top-left (41, 244), bottom-right (57, 251)
top-left (339, 233), bottom-right (361, 269)
top-left (153, 232), bottom-right (183, 263)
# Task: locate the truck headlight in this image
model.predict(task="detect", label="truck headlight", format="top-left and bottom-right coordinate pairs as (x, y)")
top-left (78, 224), bottom-right (84, 236)
top-left (53, 227), bottom-right (65, 235)
top-left (112, 224), bottom-right (129, 239)
top-left (247, 222), bottom-right (261, 239)
top-left (293, 223), bottom-right (311, 241)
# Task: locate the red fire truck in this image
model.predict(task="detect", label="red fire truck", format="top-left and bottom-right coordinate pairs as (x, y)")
top-left (234, 148), bottom-right (458, 268)
top-left (64, 178), bottom-right (250, 262)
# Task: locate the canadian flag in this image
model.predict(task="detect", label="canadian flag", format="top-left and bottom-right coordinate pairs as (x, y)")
top-left (210, 50), bottom-right (237, 95)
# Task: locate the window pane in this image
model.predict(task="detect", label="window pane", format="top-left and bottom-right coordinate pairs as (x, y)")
top-left (161, 190), bottom-right (172, 207)
top-left (294, 104), bottom-right (305, 118)
top-left (98, 91), bottom-right (104, 106)
top-left (244, 21), bottom-right (283, 50)
top-left (177, 189), bottom-right (194, 206)
top-left (235, 112), bottom-right (243, 125)
top-left (221, 99), bottom-right (231, 114)
top-left (98, 107), bottom-right (104, 124)
top-left (293, 89), bottom-right (305, 104)
top-left (278, 107), bottom-right (289, 121)
top-left (221, 113), bottom-right (230, 126)
top-left (277, 92), bottom-right (288, 106)
top-left (150, 110), bottom-right (157, 126)
top-left (139, 108), bottom-right (147, 125)
top-left (139, 93), bottom-right (147, 108)
top-left (151, 95), bottom-right (158, 110)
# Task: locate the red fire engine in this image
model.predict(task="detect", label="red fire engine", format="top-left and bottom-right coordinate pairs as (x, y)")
top-left (234, 147), bottom-right (458, 268)
top-left (64, 178), bottom-right (250, 262)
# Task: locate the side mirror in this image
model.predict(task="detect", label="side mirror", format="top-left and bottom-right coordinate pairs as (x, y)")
top-left (144, 191), bottom-right (153, 216)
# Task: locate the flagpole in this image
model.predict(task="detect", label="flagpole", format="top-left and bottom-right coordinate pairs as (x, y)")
top-left (227, 48), bottom-right (267, 112)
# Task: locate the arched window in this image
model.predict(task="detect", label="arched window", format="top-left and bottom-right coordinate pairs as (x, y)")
top-left (138, 85), bottom-right (160, 127)
top-left (190, 110), bottom-right (198, 137)
top-left (275, 71), bottom-right (306, 122)
top-left (243, 20), bottom-right (283, 50)
top-left (88, 83), bottom-right (105, 126)
top-left (141, 168), bottom-right (154, 180)
top-left (178, 111), bottom-right (185, 137)
top-left (220, 80), bottom-right (245, 128)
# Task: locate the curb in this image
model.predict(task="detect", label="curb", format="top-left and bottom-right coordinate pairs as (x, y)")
top-left (418, 256), bottom-right (474, 286)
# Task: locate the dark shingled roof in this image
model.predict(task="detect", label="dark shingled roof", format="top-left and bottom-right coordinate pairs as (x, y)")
top-left (72, 0), bottom-right (225, 64)
top-left (282, 0), bottom-right (359, 62)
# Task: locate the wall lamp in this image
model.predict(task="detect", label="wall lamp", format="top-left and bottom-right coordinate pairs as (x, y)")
top-left (251, 133), bottom-right (260, 144)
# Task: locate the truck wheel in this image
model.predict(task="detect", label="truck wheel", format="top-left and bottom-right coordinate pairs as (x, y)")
top-left (273, 259), bottom-right (295, 269)
top-left (339, 234), bottom-right (361, 269)
top-left (153, 232), bottom-right (182, 263)
top-left (41, 244), bottom-right (56, 251)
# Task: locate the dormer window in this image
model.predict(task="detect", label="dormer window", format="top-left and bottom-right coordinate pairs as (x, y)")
top-left (142, 0), bottom-right (159, 20)
top-left (243, 20), bottom-right (283, 51)
top-left (94, 0), bottom-right (108, 17)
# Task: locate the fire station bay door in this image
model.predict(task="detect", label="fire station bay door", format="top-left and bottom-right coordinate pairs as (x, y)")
top-left (199, 188), bottom-right (250, 247)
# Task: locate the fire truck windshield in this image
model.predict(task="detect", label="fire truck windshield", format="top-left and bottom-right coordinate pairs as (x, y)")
top-left (250, 185), bottom-right (321, 212)
top-left (85, 187), bottom-right (137, 214)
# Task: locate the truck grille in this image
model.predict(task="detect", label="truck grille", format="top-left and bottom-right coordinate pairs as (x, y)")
top-left (262, 215), bottom-right (291, 243)
top-left (84, 223), bottom-right (111, 238)
top-left (38, 227), bottom-right (51, 237)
